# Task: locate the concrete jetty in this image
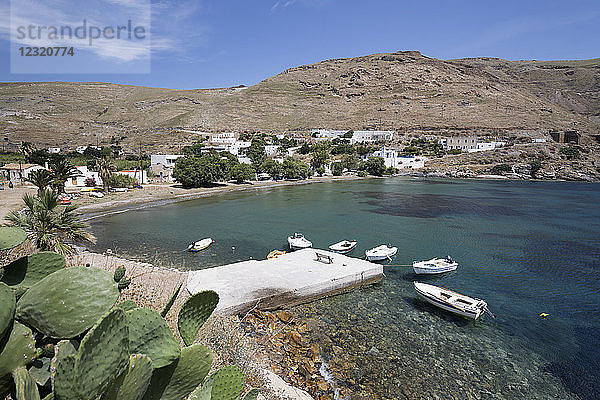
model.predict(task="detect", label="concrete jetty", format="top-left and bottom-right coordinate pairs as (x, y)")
top-left (187, 248), bottom-right (384, 315)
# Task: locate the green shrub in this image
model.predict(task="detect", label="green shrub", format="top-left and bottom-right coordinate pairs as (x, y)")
top-left (357, 170), bottom-right (368, 177)
top-left (529, 160), bottom-right (542, 177)
top-left (560, 146), bottom-right (581, 160)
top-left (490, 164), bottom-right (512, 174)
top-left (108, 174), bottom-right (138, 188)
top-left (331, 162), bottom-right (344, 176)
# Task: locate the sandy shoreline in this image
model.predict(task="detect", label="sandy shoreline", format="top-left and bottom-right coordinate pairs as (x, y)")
top-left (75, 175), bottom-right (366, 220)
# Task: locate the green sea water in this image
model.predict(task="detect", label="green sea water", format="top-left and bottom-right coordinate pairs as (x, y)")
top-left (89, 178), bottom-right (600, 399)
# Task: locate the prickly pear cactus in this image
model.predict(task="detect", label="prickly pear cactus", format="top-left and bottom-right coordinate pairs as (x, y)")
top-left (189, 365), bottom-right (245, 400)
top-left (16, 266), bottom-right (120, 338)
top-left (72, 308), bottom-right (130, 400)
top-left (1, 252), bottom-right (66, 288)
top-left (0, 226), bottom-right (27, 251)
top-left (0, 282), bottom-right (15, 338)
top-left (0, 322), bottom-right (36, 378)
top-left (12, 367), bottom-right (41, 400)
top-left (125, 308), bottom-right (181, 369)
top-left (160, 282), bottom-right (182, 318)
top-left (143, 344), bottom-right (213, 400)
top-left (118, 277), bottom-right (131, 291)
top-left (178, 290), bottom-right (219, 346)
top-left (50, 340), bottom-right (77, 400)
top-left (242, 388), bottom-right (260, 400)
top-left (115, 300), bottom-right (138, 312)
top-left (113, 266), bottom-right (126, 282)
top-left (52, 354), bottom-right (76, 400)
top-left (104, 354), bottom-right (153, 400)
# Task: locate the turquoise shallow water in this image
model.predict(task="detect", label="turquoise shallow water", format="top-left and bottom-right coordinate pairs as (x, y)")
top-left (89, 178), bottom-right (600, 399)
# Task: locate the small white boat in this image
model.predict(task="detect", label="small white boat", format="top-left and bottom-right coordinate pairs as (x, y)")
top-left (414, 282), bottom-right (494, 320)
top-left (413, 256), bottom-right (458, 274)
top-left (287, 233), bottom-right (312, 250)
top-left (328, 240), bottom-right (357, 254)
top-left (365, 244), bottom-right (397, 261)
top-left (188, 238), bottom-right (214, 252)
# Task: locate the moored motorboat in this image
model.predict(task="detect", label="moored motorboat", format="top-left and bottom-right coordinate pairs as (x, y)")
top-left (413, 256), bottom-right (458, 274)
top-left (328, 240), bottom-right (357, 254)
top-left (188, 238), bottom-right (214, 252)
top-left (365, 244), bottom-right (397, 261)
top-left (413, 282), bottom-right (494, 320)
top-left (288, 233), bottom-right (312, 250)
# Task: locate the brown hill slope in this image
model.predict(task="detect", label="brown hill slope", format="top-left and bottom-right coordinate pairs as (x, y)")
top-left (1, 51), bottom-right (598, 150)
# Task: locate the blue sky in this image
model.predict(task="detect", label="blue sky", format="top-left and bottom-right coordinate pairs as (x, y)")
top-left (0, 0), bottom-right (599, 89)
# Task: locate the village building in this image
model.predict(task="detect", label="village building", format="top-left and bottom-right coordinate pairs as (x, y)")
top-left (150, 154), bottom-right (184, 183)
top-left (64, 166), bottom-right (101, 188)
top-left (115, 170), bottom-right (148, 184)
top-left (0, 163), bottom-right (46, 183)
top-left (550, 130), bottom-right (580, 144)
top-left (48, 147), bottom-right (61, 154)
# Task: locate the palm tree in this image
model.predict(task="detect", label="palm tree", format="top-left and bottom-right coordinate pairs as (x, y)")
top-left (95, 156), bottom-right (114, 193)
top-left (20, 141), bottom-right (35, 158)
top-left (5, 189), bottom-right (95, 255)
top-left (26, 169), bottom-right (54, 196)
top-left (50, 157), bottom-right (80, 193)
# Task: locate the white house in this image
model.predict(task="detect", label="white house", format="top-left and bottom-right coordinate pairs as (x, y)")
top-left (467, 141), bottom-right (506, 153)
top-left (396, 156), bottom-right (427, 169)
top-left (210, 132), bottom-right (236, 144)
top-left (48, 147), bottom-right (61, 154)
top-left (265, 145), bottom-right (281, 156)
top-left (150, 154), bottom-right (184, 183)
top-left (76, 146), bottom-right (88, 154)
top-left (369, 146), bottom-right (427, 169)
top-left (238, 156), bottom-right (252, 164)
top-left (372, 146), bottom-right (399, 168)
top-left (0, 163), bottom-right (46, 183)
top-left (350, 130), bottom-right (394, 144)
top-left (64, 166), bottom-right (101, 188)
top-left (227, 141), bottom-right (251, 155)
top-left (532, 138), bottom-right (547, 143)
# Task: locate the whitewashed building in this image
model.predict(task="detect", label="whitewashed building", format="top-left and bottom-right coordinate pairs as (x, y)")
top-left (227, 141), bottom-right (251, 155)
top-left (150, 154), bottom-right (184, 183)
top-left (350, 130), bottom-right (394, 144)
top-left (440, 136), bottom-right (477, 152)
top-left (210, 132), bottom-right (237, 144)
top-left (64, 166), bottom-right (101, 188)
top-left (0, 163), bottom-right (46, 183)
top-left (48, 147), bottom-right (61, 154)
top-left (372, 146), bottom-right (399, 168)
top-left (396, 156), bottom-right (427, 169)
top-left (76, 146), bottom-right (88, 154)
top-left (265, 145), bottom-right (281, 156)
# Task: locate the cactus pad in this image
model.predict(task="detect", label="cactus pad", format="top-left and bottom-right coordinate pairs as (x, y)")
top-left (105, 354), bottom-right (153, 400)
top-left (72, 308), bottom-right (130, 400)
top-left (50, 340), bottom-right (77, 394)
top-left (52, 354), bottom-right (76, 400)
top-left (116, 300), bottom-right (138, 312)
top-left (16, 266), bottom-right (120, 338)
top-left (0, 322), bottom-right (36, 378)
top-left (0, 282), bottom-right (15, 338)
top-left (1, 252), bottom-right (66, 288)
top-left (178, 290), bottom-right (219, 346)
top-left (143, 344), bottom-right (212, 400)
top-left (209, 365), bottom-right (245, 400)
top-left (13, 367), bottom-right (41, 400)
top-left (0, 226), bottom-right (27, 251)
top-left (125, 308), bottom-right (181, 369)
top-left (114, 266), bottom-right (126, 282)
top-left (160, 282), bottom-right (182, 318)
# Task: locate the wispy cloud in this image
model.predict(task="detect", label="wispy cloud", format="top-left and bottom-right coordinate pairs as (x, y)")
top-left (270, 0), bottom-right (328, 14)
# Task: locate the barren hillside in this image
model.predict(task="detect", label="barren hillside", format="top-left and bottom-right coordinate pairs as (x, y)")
top-left (1, 51), bottom-right (599, 151)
